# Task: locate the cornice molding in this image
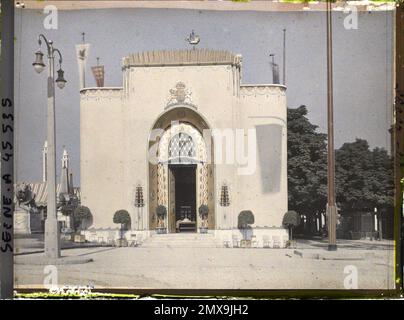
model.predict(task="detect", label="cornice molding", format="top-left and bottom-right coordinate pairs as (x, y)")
top-left (80, 87), bottom-right (123, 101)
top-left (123, 49), bottom-right (242, 68)
top-left (240, 85), bottom-right (286, 97)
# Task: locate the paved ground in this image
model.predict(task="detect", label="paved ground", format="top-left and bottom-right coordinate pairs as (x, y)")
top-left (14, 235), bottom-right (395, 290)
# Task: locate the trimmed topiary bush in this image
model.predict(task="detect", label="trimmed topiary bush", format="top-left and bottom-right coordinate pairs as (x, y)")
top-left (155, 205), bottom-right (167, 231)
top-left (198, 204), bottom-right (209, 231)
top-left (238, 210), bottom-right (254, 229)
top-left (156, 205), bottom-right (167, 217)
top-left (198, 204), bottom-right (209, 218)
top-left (282, 210), bottom-right (301, 240)
top-left (238, 210), bottom-right (254, 241)
top-left (73, 205), bottom-right (92, 231)
top-left (113, 209), bottom-right (131, 239)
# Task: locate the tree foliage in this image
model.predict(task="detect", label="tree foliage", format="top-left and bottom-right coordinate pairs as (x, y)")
top-left (282, 210), bottom-right (301, 228)
top-left (198, 204), bottom-right (209, 218)
top-left (335, 139), bottom-right (393, 211)
top-left (287, 106), bottom-right (393, 236)
top-left (59, 194), bottom-right (79, 217)
top-left (287, 106), bottom-right (328, 218)
top-left (73, 205), bottom-right (92, 230)
top-left (282, 210), bottom-right (301, 240)
top-left (237, 210), bottom-right (254, 229)
top-left (113, 209), bottom-right (131, 227)
top-left (156, 205), bottom-right (167, 217)
top-left (74, 205), bottom-right (92, 222)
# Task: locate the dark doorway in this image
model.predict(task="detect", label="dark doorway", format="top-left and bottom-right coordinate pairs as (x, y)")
top-left (169, 164), bottom-right (196, 232)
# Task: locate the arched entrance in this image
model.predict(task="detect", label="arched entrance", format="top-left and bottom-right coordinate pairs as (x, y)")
top-left (148, 107), bottom-right (215, 233)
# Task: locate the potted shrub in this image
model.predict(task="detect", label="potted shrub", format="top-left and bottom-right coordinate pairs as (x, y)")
top-left (113, 209), bottom-right (131, 246)
top-left (73, 205), bottom-right (92, 243)
top-left (156, 205), bottom-right (167, 234)
top-left (198, 204), bottom-right (209, 233)
top-left (238, 210), bottom-right (254, 248)
top-left (282, 210), bottom-right (301, 248)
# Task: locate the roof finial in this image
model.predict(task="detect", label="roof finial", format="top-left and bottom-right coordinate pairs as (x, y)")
top-left (186, 30), bottom-right (200, 50)
top-left (81, 32), bottom-right (85, 44)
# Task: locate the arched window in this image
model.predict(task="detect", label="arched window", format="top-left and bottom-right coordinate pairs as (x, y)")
top-left (168, 132), bottom-right (196, 159)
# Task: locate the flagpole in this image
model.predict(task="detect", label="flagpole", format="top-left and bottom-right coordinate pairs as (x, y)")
top-left (283, 28), bottom-right (286, 86)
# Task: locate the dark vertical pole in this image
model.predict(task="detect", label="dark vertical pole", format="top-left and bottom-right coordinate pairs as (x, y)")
top-left (283, 28), bottom-right (286, 86)
top-left (270, 53), bottom-right (276, 84)
top-left (395, 2), bottom-right (404, 292)
top-left (326, 0), bottom-right (337, 251)
top-left (0, 0), bottom-right (15, 299)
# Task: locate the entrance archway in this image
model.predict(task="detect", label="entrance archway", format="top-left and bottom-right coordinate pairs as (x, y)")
top-left (148, 107), bottom-right (215, 233)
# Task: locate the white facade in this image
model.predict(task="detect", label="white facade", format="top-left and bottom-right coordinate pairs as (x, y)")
top-left (80, 49), bottom-right (288, 245)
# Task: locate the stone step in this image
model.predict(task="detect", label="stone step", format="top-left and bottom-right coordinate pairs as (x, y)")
top-left (140, 233), bottom-right (222, 248)
top-left (141, 243), bottom-right (221, 248)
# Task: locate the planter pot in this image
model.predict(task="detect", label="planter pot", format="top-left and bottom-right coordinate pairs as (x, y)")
top-left (350, 231), bottom-right (361, 240)
top-left (286, 240), bottom-right (297, 249)
top-left (199, 227), bottom-right (208, 234)
top-left (116, 239), bottom-right (128, 247)
top-left (240, 240), bottom-right (251, 248)
top-left (74, 234), bottom-right (86, 243)
top-left (156, 227), bottom-right (167, 234)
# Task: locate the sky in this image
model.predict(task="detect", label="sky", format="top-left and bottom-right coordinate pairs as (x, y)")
top-left (14, 8), bottom-right (394, 184)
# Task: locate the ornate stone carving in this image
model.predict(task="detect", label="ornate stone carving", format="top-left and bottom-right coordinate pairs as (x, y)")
top-left (16, 183), bottom-right (36, 209)
top-left (167, 82), bottom-right (192, 106)
top-left (240, 85), bottom-right (286, 97)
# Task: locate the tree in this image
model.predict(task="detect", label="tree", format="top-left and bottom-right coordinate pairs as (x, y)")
top-left (113, 209), bottom-right (131, 239)
top-left (282, 210), bottom-right (301, 240)
top-left (238, 210), bottom-right (255, 240)
top-left (59, 194), bottom-right (79, 216)
top-left (73, 205), bottom-right (92, 230)
top-left (287, 106), bottom-right (328, 234)
top-left (335, 139), bottom-right (393, 212)
top-left (287, 106), bottom-right (394, 238)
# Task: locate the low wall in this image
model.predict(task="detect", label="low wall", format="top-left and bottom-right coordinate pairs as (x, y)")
top-left (82, 227), bottom-right (288, 248)
top-left (215, 228), bottom-right (289, 248)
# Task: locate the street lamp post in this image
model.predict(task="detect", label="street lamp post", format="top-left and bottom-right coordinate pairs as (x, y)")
top-left (326, 0), bottom-right (337, 251)
top-left (33, 34), bottom-right (67, 259)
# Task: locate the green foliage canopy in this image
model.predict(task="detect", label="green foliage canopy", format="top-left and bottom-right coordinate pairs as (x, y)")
top-left (74, 205), bottom-right (92, 222)
top-left (335, 138), bottom-right (393, 211)
top-left (237, 210), bottom-right (254, 229)
top-left (198, 204), bottom-right (209, 218)
top-left (156, 205), bottom-right (167, 217)
top-left (113, 209), bottom-right (131, 226)
top-left (282, 210), bottom-right (301, 228)
top-left (287, 106), bottom-right (328, 217)
top-left (287, 106), bottom-right (393, 223)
